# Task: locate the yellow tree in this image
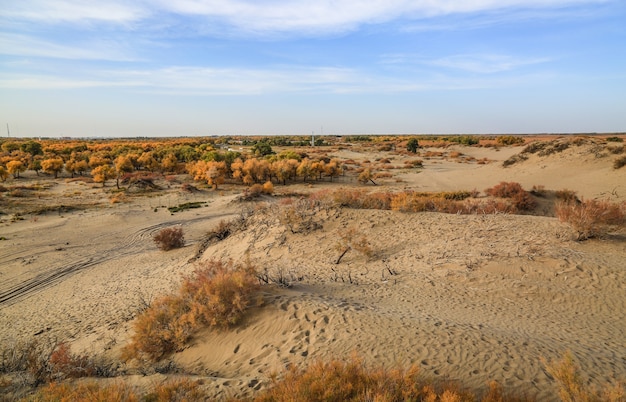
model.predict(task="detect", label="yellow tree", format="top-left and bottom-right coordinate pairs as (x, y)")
top-left (6, 160), bottom-right (26, 179)
top-left (91, 165), bottom-right (116, 187)
top-left (297, 158), bottom-right (315, 182)
top-left (161, 153), bottom-right (179, 173)
top-left (324, 159), bottom-right (342, 182)
top-left (41, 158), bottom-right (64, 178)
top-left (205, 161), bottom-right (226, 189)
top-left (138, 151), bottom-right (160, 172)
top-left (114, 155), bottom-right (134, 189)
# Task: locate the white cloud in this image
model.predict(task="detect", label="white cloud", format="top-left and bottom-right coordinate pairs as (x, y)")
top-left (428, 54), bottom-right (552, 73)
top-left (1, 0), bottom-right (609, 34)
top-left (0, 0), bottom-right (145, 24)
top-left (0, 62), bottom-right (553, 94)
top-left (0, 33), bottom-right (138, 61)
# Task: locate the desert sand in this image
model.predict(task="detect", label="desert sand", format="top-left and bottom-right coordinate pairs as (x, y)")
top-left (1, 137), bottom-right (625, 400)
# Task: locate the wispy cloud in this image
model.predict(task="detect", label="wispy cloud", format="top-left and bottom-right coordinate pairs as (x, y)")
top-left (380, 52), bottom-right (553, 74)
top-left (0, 33), bottom-right (138, 61)
top-left (0, 62), bottom-right (555, 95)
top-left (428, 54), bottom-right (552, 73)
top-left (1, 0), bottom-right (146, 24)
top-left (1, 0), bottom-right (610, 34)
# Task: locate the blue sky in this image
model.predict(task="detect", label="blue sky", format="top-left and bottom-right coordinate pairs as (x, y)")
top-left (1, 1), bottom-right (625, 137)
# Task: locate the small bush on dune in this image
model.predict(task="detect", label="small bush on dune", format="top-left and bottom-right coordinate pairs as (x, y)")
top-left (555, 199), bottom-right (626, 240)
top-left (28, 381), bottom-right (139, 402)
top-left (485, 182), bottom-right (536, 211)
top-left (26, 378), bottom-right (206, 402)
top-left (544, 351), bottom-right (624, 402)
top-left (253, 356), bottom-right (533, 402)
top-left (614, 155), bottom-right (626, 169)
top-left (123, 259), bottom-right (258, 361)
top-left (153, 227), bottom-right (184, 251)
top-left (555, 189), bottom-right (579, 203)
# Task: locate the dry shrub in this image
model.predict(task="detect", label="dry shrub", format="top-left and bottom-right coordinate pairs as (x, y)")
top-left (608, 145), bottom-right (624, 155)
top-left (544, 351), bottom-right (624, 402)
top-left (253, 356), bottom-right (528, 402)
top-left (153, 227), bottom-right (184, 251)
top-left (277, 198), bottom-right (322, 234)
top-left (0, 339), bottom-right (115, 388)
top-left (485, 182), bottom-right (536, 211)
top-left (335, 228), bottom-right (374, 264)
top-left (614, 155), bottom-right (626, 169)
top-left (555, 189), bottom-right (579, 203)
top-left (555, 199), bottom-right (626, 240)
top-left (30, 381), bottom-right (138, 402)
top-left (373, 172), bottom-right (393, 179)
top-left (404, 159), bottom-right (423, 168)
top-left (123, 259), bottom-right (258, 361)
top-left (262, 180), bottom-right (274, 194)
top-left (143, 378), bottom-right (206, 401)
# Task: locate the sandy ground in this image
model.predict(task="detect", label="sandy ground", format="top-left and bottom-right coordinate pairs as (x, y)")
top-left (1, 139), bottom-right (625, 400)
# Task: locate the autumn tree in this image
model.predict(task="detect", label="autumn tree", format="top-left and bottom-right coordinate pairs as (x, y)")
top-left (6, 160), bottom-right (26, 179)
top-left (114, 155), bottom-right (134, 189)
top-left (91, 165), bottom-right (116, 187)
top-left (357, 168), bottom-right (377, 185)
top-left (297, 158), bottom-right (315, 182)
top-left (29, 157), bottom-right (43, 176)
top-left (188, 160), bottom-right (227, 189)
top-left (41, 158), bottom-right (64, 178)
top-left (137, 151), bottom-right (160, 172)
top-left (161, 153), bottom-right (179, 173)
top-left (324, 159), bottom-right (342, 182)
top-left (89, 155), bottom-right (110, 169)
top-left (65, 153), bottom-right (89, 177)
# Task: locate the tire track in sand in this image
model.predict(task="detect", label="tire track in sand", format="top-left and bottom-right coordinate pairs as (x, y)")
top-left (0, 213), bottom-right (234, 307)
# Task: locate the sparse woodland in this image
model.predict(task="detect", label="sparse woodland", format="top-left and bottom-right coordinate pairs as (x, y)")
top-left (1, 134), bottom-right (625, 401)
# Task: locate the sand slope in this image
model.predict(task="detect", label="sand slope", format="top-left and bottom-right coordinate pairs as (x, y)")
top-left (1, 140), bottom-right (625, 400)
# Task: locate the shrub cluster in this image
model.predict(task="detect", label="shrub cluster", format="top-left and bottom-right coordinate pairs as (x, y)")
top-left (555, 199), bottom-right (626, 240)
top-left (153, 227), bottom-right (185, 251)
top-left (0, 339), bottom-right (115, 388)
top-left (485, 182), bottom-right (537, 211)
top-left (123, 259), bottom-right (258, 361)
top-left (253, 356), bottom-right (526, 402)
top-left (27, 378), bottom-right (205, 402)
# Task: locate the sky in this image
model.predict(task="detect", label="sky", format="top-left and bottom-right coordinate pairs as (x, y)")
top-left (1, 0), bottom-right (625, 138)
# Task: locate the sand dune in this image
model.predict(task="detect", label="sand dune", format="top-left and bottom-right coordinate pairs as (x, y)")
top-left (1, 138), bottom-right (625, 400)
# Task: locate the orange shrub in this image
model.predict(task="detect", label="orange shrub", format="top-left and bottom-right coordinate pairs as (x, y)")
top-left (153, 227), bottom-right (184, 251)
top-left (555, 199), bottom-right (626, 240)
top-left (123, 259), bottom-right (258, 361)
top-left (33, 381), bottom-right (138, 402)
top-left (485, 182), bottom-right (536, 211)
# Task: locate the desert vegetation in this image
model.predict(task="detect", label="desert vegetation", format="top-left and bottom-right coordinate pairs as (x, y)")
top-left (2, 133), bottom-right (625, 401)
top-left (122, 259), bottom-right (258, 361)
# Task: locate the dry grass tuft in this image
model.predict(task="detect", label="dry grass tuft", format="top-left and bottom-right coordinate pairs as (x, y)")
top-left (555, 199), bottom-right (626, 240)
top-left (544, 351), bottom-right (624, 402)
top-left (253, 356), bottom-right (532, 402)
top-left (122, 259), bottom-right (258, 361)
